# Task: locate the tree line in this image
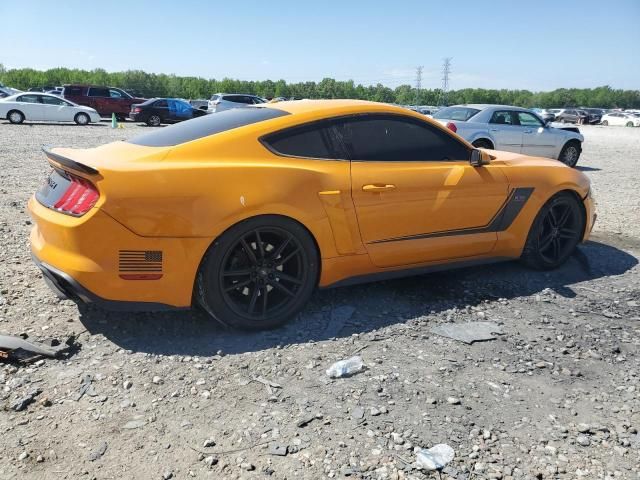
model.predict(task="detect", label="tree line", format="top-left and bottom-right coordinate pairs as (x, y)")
top-left (1, 65), bottom-right (638, 108)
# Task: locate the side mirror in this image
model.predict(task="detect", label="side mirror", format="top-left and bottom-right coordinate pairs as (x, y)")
top-left (470, 148), bottom-right (491, 167)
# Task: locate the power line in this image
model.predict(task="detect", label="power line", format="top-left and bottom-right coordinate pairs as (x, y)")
top-left (415, 66), bottom-right (423, 105)
top-left (441, 57), bottom-right (452, 106)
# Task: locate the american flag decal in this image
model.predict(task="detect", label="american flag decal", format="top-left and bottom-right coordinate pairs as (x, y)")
top-left (119, 250), bottom-right (163, 272)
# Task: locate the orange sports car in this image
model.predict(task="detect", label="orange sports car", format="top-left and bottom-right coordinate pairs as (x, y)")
top-left (28, 100), bottom-right (596, 329)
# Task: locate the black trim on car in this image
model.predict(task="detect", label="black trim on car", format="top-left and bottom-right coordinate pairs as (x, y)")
top-left (33, 255), bottom-right (185, 312)
top-left (325, 256), bottom-right (512, 288)
top-left (43, 147), bottom-right (99, 175)
top-left (369, 187), bottom-right (534, 244)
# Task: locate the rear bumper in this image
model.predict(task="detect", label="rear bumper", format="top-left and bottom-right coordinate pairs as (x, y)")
top-left (33, 255), bottom-right (181, 311)
top-left (28, 196), bottom-right (211, 309)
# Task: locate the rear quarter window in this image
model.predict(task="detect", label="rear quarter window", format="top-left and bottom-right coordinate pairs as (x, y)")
top-left (127, 107), bottom-right (289, 147)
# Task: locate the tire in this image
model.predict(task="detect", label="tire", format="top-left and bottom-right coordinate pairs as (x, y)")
top-left (146, 115), bottom-right (162, 127)
top-left (472, 139), bottom-right (494, 149)
top-left (558, 140), bottom-right (581, 167)
top-left (196, 215), bottom-right (319, 330)
top-left (559, 118), bottom-right (566, 124)
top-left (520, 192), bottom-right (585, 270)
top-left (7, 110), bottom-right (24, 124)
top-left (74, 113), bottom-right (90, 125)
top-left (626, 121), bottom-right (634, 127)
top-left (601, 120), bottom-right (608, 126)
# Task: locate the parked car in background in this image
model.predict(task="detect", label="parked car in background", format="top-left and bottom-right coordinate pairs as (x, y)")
top-left (63, 85), bottom-right (146, 120)
top-left (433, 104), bottom-right (584, 166)
top-left (130, 98), bottom-right (208, 126)
top-left (208, 93), bottom-right (266, 112)
top-left (601, 112), bottom-right (640, 127)
top-left (532, 108), bottom-right (556, 122)
top-left (580, 108), bottom-right (604, 124)
top-left (555, 109), bottom-right (589, 124)
top-left (0, 92), bottom-right (100, 125)
top-left (189, 99), bottom-right (209, 110)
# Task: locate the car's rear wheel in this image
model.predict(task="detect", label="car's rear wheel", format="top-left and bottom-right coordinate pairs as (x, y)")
top-left (74, 113), bottom-right (90, 125)
top-left (558, 140), bottom-right (581, 167)
top-left (472, 139), bottom-right (494, 149)
top-left (601, 120), bottom-right (608, 126)
top-left (147, 115), bottom-right (161, 127)
top-left (626, 121), bottom-right (634, 127)
top-left (196, 215), bottom-right (319, 330)
top-left (520, 192), bottom-right (584, 270)
top-left (7, 110), bottom-right (24, 124)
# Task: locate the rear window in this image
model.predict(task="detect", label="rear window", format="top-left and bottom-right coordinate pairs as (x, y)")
top-left (127, 107), bottom-right (289, 147)
top-left (433, 106), bottom-right (480, 121)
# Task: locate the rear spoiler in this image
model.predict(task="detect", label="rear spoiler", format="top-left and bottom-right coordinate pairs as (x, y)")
top-left (43, 147), bottom-right (99, 176)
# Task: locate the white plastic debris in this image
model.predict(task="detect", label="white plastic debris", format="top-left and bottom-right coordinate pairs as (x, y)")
top-left (415, 443), bottom-right (455, 471)
top-left (325, 356), bottom-right (364, 378)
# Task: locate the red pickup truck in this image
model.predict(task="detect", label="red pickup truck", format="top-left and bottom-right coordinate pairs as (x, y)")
top-left (63, 85), bottom-right (146, 120)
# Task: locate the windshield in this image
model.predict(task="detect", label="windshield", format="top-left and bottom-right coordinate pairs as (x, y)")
top-left (433, 106), bottom-right (480, 121)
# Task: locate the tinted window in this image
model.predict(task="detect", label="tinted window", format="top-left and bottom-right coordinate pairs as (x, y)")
top-left (224, 95), bottom-right (246, 104)
top-left (334, 115), bottom-right (469, 161)
top-left (154, 99), bottom-right (168, 108)
top-left (88, 87), bottom-right (110, 97)
top-left (41, 96), bottom-right (69, 106)
top-left (128, 107), bottom-right (289, 147)
top-left (489, 111), bottom-right (514, 125)
top-left (109, 89), bottom-right (125, 99)
top-left (516, 112), bottom-right (543, 127)
top-left (433, 106), bottom-right (480, 121)
top-left (65, 86), bottom-right (83, 96)
top-left (17, 94), bottom-right (42, 103)
top-left (251, 97), bottom-right (266, 104)
top-left (263, 122), bottom-right (336, 159)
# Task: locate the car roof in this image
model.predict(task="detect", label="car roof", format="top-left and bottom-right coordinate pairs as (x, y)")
top-left (260, 99), bottom-right (410, 116)
top-left (449, 104), bottom-right (535, 112)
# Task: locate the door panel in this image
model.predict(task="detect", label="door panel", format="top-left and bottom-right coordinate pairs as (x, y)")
top-left (351, 161), bottom-right (509, 267)
top-left (516, 111), bottom-right (556, 158)
top-left (488, 111), bottom-right (522, 153)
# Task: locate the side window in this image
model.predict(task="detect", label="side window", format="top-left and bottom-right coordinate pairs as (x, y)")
top-left (88, 88), bottom-right (110, 97)
top-left (251, 97), bottom-right (265, 104)
top-left (489, 111), bottom-right (514, 125)
top-left (517, 112), bottom-right (543, 127)
top-left (225, 95), bottom-right (244, 104)
top-left (65, 86), bottom-right (82, 96)
top-left (17, 94), bottom-right (42, 103)
top-left (41, 96), bottom-right (67, 106)
top-left (109, 89), bottom-right (124, 99)
top-left (263, 122), bottom-right (337, 159)
top-left (334, 115), bottom-right (469, 162)
top-left (154, 100), bottom-right (169, 108)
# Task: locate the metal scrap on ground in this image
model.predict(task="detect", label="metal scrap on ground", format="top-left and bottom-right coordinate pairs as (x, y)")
top-left (0, 333), bottom-right (76, 361)
top-left (430, 322), bottom-right (503, 344)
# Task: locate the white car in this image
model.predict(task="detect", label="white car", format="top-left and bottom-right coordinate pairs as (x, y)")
top-left (0, 92), bottom-right (101, 125)
top-left (600, 112), bottom-right (640, 127)
top-left (207, 93), bottom-right (266, 112)
top-left (432, 104), bottom-right (584, 167)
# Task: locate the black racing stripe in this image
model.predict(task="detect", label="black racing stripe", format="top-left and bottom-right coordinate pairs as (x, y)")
top-left (369, 187), bottom-right (534, 244)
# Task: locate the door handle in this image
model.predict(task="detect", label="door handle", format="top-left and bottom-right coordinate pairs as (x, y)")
top-left (489, 128), bottom-right (498, 132)
top-left (362, 184), bottom-right (396, 192)
top-left (523, 129), bottom-right (533, 134)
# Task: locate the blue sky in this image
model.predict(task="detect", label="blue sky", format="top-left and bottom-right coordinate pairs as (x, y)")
top-left (1, 0), bottom-right (638, 91)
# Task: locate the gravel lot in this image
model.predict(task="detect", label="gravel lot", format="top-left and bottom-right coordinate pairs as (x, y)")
top-left (0, 121), bottom-right (639, 480)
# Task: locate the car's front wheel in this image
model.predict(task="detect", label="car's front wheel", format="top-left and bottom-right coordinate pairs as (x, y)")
top-left (601, 120), bottom-right (608, 126)
top-left (520, 192), bottom-right (585, 270)
top-left (626, 121), bottom-right (634, 127)
top-left (196, 215), bottom-right (319, 330)
top-left (147, 115), bottom-right (162, 127)
top-left (558, 140), bottom-right (581, 167)
top-left (74, 113), bottom-right (90, 125)
top-left (7, 110), bottom-right (25, 124)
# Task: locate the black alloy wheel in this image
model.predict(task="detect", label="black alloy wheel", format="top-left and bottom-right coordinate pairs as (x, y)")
top-left (521, 192), bottom-right (584, 270)
top-left (197, 216), bottom-right (318, 330)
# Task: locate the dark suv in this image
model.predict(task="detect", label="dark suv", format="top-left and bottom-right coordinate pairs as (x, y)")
top-left (63, 85), bottom-right (146, 120)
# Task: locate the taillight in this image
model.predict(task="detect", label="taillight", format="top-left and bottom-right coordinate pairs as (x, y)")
top-left (446, 122), bottom-right (457, 133)
top-left (52, 174), bottom-right (99, 216)
top-left (133, 107), bottom-right (142, 113)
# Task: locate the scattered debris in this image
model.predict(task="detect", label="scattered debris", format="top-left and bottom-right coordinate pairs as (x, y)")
top-left (122, 418), bottom-right (146, 430)
top-left (269, 443), bottom-right (288, 456)
top-left (0, 333), bottom-right (75, 361)
top-left (296, 415), bottom-right (317, 428)
top-left (415, 443), bottom-right (455, 471)
top-left (88, 441), bottom-right (108, 461)
top-left (11, 388), bottom-right (42, 412)
top-left (75, 374), bottom-right (97, 401)
top-left (430, 322), bottom-right (503, 344)
top-left (326, 355), bottom-right (364, 378)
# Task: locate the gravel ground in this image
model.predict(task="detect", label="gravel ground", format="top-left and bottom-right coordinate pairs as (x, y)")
top-left (0, 121), bottom-right (639, 480)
